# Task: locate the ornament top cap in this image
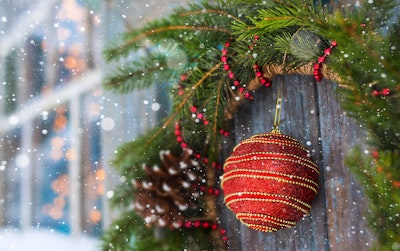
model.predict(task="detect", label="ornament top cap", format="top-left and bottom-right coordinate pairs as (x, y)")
top-left (271, 128), bottom-right (281, 134)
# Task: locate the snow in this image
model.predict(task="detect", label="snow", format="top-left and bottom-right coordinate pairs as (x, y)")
top-left (0, 228), bottom-right (99, 251)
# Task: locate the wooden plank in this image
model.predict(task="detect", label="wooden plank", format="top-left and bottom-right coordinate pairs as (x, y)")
top-left (220, 74), bottom-right (329, 250)
top-left (219, 74), bottom-right (376, 250)
top-left (317, 79), bottom-right (375, 250)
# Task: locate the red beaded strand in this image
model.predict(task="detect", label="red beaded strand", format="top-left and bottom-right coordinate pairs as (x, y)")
top-left (182, 220), bottom-right (228, 243)
top-left (221, 37), bottom-right (275, 101)
top-left (314, 40), bottom-right (337, 82)
top-left (372, 88), bottom-right (391, 97)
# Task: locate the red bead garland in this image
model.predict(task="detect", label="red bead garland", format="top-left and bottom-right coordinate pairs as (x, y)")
top-left (254, 64), bottom-right (271, 87)
top-left (314, 41), bottom-right (337, 82)
top-left (372, 88), bottom-right (391, 97)
top-left (221, 37), bottom-right (271, 101)
top-left (182, 220), bottom-right (228, 243)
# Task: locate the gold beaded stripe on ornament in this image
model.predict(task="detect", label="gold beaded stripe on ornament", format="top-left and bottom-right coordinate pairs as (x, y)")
top-left (228, 168), bottom-right (319, 188)
top-left (236, 213), bottom-right (296, 228)
top-left (224, 192), bottom-right (311, 214)
top-left (243, 222), bottom-right (278, 232)
top-left (225, 192), bottom-right (311, 209)
top-left (226, 151), bottom-right (318, 171)
top-left (246, 223), bottom-right (279, 232)
top-left (252, 132), bottom-right (297, 142)
top-left (221, 169), bottom-right (318, 192)
top-left (224, 152), bottom-right (319, 175)
top-left (252, 133), bottom-right (306, 147)
top-left (233, 138), bottom-right (308, 153)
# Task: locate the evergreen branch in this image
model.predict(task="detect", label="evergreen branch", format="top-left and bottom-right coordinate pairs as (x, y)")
top-left (212, 78), bottom-right (225, 138)
top-left (146, 63), bottom-right (223, 145)
top-left (180, 9), bottom-right (242, 23)
top-left (113, 26), bottom-right (231, 59)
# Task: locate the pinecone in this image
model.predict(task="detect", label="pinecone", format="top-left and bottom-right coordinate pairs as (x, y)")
top-left (132, 148), bottom-right (205, 228)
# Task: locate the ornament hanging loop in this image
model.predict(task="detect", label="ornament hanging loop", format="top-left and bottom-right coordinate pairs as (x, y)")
top-left (272, 52), bottom-right (287, 134)
top-left (272, 85), bottom-right (282, 133)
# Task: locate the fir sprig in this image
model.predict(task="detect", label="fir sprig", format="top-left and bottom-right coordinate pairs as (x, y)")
top-left (102, 0), bottom-right (400, 250)
top-left (346, 148), bottom-right (400, 250)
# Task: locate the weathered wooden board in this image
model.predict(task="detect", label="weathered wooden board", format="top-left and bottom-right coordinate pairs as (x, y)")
top-left (218, 74), bottom-right (375, 250)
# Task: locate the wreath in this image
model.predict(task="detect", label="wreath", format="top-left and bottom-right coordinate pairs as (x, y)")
top-left (101, 1), bottom-right (400, 250)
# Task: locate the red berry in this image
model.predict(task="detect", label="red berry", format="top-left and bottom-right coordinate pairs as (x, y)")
top-left (314, 63), bottom-right (321, 69)
top-left (318, 56), bottom-right (326, 63)
top-left (372, 150), bottom-right (379, 159)
top-left (324, 48), bottom-right (331, 55)
top-left (221, 56), bottom-right (227, 63)
top-left (381, 88), bottom-right (390, 96)
top-left (223, 64), bottom-right (230, 71)
top-left (225, 41), bottom-right (231, 47)
top-left (256, 71), bottom-right (263, 78)
top-left (371, 90), bottom-right (380, 97)
top-left (331, 41), bottom-right (337, 47)
top-left (233, 80), bottom-right (240, 86)
top-left (254, 35), bottom-right (259, 40)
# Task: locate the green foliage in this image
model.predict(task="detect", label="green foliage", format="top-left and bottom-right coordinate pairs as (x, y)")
top-left (101, 210), bottom-right (215, 251)
top-left (346, 149), bottom-right (400, 250)
top-left (102, 0), bottom-right (400, 250)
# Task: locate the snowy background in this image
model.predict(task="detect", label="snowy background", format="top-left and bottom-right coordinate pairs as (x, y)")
top-left (0, 228), bottom-right (99, 251)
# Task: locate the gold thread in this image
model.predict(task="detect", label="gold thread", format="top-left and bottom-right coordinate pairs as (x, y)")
top-left (236, 212), bottom-right (297, 225)
top-left (224, 154), bottom-right (319, 175)
top-left (225, 191), bottom-right (313, 209)
top-left (226, 151), bottom-right (317, 168)
top-left (221, 173), bottom-right (318, 193)
top-left (232, 137), bottom-right (308, 152)
top-left (238, 215), bottom-right (293, 228)
top-left (222, 168), bottom-right (319, 188)
top-left (243, 222), bottom-right (279, 232)
top-left (225, 196), bottom-right (310, 214)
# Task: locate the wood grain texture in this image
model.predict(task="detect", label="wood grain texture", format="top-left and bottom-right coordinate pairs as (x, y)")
top-left (218, 74), bottom-right (375, 250)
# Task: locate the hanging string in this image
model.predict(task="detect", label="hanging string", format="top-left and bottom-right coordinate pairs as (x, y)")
top-left (272, 77), bottom-right (283, 133)
top-left (272, 52), bottom-right (287, 133)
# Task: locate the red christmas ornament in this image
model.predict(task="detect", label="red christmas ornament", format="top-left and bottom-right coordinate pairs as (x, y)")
top-left (221, 130), bottom-right (319, 232)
